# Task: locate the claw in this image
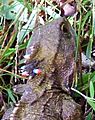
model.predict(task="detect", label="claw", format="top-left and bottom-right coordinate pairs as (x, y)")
top-left (30, 46), bottom-right (34, 51)
top-left (21, 71), bottom-right (29, 77)
top-left (20, 66), bottom-right (26, 70)
top-left (24, 54), bottom-right (30, 60)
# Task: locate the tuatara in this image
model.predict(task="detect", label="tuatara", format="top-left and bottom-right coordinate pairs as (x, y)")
top-left (2, 17), bottom-right (82, 120)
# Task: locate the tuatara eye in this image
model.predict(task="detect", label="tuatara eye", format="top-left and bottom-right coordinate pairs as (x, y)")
top-left (60, 23), bottom-right (71, 38)
top-left (61, 24), bottom-right (68, 33)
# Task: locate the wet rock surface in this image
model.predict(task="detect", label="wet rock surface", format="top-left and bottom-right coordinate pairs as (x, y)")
top-left (2, 17), bottom-right (82, 120)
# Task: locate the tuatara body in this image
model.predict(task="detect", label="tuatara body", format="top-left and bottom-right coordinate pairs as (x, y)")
top-left (2, 17), bottom-right (82, 120)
